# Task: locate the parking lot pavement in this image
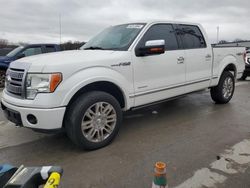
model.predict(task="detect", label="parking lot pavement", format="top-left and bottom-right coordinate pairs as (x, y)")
top-left (0, 81), bottom-right (250, 187)
top-left (0, 89), bottom-right (48, 149)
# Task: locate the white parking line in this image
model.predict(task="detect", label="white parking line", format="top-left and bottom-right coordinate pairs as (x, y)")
top-left (174, 139), bottom-right (250, 188)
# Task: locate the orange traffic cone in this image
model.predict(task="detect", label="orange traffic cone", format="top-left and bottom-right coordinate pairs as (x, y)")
top-left (152, 162), bottom-right (168, 188)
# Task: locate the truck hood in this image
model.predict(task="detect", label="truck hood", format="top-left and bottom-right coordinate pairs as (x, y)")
top-left (10, 50), bottom-right (131, 75)
top-left (15, 50), bottom-right (118, 66)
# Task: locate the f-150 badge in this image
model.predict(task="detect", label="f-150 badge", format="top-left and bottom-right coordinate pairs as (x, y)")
top-left (111, 62), bottom-right (131, 67)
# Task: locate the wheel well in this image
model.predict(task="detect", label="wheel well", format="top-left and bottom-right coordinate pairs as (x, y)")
top-left (67, 81), bottom-right (126, 109)
top-left (223, 64), bottom-right (236, 78)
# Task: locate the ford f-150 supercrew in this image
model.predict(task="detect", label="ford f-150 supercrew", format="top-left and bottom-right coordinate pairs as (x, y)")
top-left (1, 21), bottom-right (246, 150)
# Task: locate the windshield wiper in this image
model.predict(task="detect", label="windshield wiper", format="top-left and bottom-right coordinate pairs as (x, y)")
top-left (84, 46), bottom-right (105, 50)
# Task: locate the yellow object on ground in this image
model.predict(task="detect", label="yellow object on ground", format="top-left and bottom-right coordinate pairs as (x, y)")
top-left (44, 172), bottom-right (61, 188)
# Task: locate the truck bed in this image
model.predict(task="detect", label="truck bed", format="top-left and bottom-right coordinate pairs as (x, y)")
top-left (212, 46), bottom-right (245, 81)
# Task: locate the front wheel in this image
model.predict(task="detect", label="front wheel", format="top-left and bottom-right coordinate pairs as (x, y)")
top-left (65, 91), bottom-right (122, 150)
top-left (210, 71), bottom-right (235, 104)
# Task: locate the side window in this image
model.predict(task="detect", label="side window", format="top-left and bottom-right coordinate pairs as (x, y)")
top-left (138, 24), bottom-right (179, 51)
top-left (178, 25), bottom-right (206, 49)
top-left (23, 47), bottom-right (42, 57)
top-left (46, 46), bottom-right (56, 53)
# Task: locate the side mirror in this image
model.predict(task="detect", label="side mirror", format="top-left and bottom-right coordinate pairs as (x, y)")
top-left (135, 40), bottom-right (165, 57)
top-left (16, 53), bottom-right (25, 59)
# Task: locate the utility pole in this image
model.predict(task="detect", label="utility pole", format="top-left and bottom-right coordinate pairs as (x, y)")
top-left (59, 14), bottom-right (62, 45)
top-left (216, 26), bottom-right (219, 44)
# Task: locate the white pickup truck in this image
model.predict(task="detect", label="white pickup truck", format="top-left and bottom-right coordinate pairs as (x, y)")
top-left (1, 21), bottom-right (246, 150)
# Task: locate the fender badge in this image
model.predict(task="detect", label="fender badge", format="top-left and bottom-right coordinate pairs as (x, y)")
top-left (111, 62), bottom-right (131, 67)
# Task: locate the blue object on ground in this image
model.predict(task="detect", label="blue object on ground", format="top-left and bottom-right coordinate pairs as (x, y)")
top-left (0, 164), bottom-right (15, 175)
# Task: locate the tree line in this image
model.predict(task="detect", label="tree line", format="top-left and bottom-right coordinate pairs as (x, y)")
top-left (218, 39), bottom-right (249, 44)
top-left (0, 38), bottom-right (85, 51)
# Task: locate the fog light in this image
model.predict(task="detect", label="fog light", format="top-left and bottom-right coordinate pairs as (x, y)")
top-left (27, 114), bottom-right (37, 124)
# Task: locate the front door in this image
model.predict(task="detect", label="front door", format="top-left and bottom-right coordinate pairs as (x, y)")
top-left (132, 23), bottom-right (186, 106)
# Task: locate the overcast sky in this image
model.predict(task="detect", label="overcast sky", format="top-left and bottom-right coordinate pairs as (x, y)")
top-left (0, 0), bottom-right (249, 44)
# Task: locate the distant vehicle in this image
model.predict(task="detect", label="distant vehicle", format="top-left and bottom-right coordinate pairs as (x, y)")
top-left (1, 21), bottom-right (246, 150)
top-left (0, 44), bottom-right (61, 87)
top-left (240, 50), bottom-right (250, 80)
top-left (0, 47), bottom-right (15, 56)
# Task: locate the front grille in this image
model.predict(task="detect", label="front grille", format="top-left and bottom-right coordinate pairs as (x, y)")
top-left (6, 68), bottom-right (25, 97)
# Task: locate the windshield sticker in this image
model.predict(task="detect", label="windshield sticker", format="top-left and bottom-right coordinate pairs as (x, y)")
top-left (126, 24), bottom-right (144, 29)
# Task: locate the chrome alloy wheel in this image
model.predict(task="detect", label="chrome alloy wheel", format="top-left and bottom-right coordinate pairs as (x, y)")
top-left (81, 102), bottom-right (117, 142)
top-left (222, 77), bottom-right (234, 99)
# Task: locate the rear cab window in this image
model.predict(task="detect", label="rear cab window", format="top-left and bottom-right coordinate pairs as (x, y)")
top-left (176, 25), bottom-right (207, 49)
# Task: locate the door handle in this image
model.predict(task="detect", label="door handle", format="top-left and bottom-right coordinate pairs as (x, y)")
top-left (177, 57), bottom-right (185, 64)
top-left (205, 54), bottom-right (212, 58)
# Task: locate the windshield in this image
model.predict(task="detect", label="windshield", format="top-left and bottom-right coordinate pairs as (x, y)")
top-left (6, 46), bottom-right (24, 57)
top-left (81, 23), bottom-right (145, 51)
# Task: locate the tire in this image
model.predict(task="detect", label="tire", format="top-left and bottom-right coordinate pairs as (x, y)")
top-left (210, 71), bottom-right (235, 104)
top-left (240, 72), bottom-right (247, 80)
top-left (0, 70), bottom-right (6, 88)
top-left (65, 91), bottom-right (122, 150)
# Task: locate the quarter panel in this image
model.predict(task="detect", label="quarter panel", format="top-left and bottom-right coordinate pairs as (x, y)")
top-left (210, 54), bottom-right (237, 87)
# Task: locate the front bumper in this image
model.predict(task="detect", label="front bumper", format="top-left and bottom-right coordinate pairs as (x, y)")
top-left (1, 99), bottom-right (66, 131)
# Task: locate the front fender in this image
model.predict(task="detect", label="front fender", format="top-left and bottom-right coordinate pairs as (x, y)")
top-left (60, 67), bottom-right (134, 110)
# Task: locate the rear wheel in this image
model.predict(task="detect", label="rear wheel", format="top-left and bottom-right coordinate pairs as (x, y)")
top-left (0, 70), bottom-right (6, 88)
top-left (210, 71), bottom-right (235, 104)
top-left (65, 91), bottom-right (122, 150)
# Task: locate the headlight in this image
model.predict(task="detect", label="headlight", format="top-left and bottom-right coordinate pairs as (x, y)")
top-left (26, 73), bottom-right (62, 99)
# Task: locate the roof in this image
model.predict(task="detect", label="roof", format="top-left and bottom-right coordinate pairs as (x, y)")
top-left (121, 20), bottom-right (201, 26)
top-left (23, 43), bottom-right (60, 47)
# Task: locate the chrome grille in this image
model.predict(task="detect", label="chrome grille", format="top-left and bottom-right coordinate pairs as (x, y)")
top-left (6, 68), bottom-right (25, 96)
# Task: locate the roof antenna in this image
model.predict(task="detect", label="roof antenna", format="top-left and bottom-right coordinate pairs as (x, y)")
top-left (216, 26), bottom-right (220, 44)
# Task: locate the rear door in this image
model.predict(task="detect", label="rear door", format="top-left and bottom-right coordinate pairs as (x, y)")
top-left (177, 24), bottom-right (212, 92)
top-left (132, 23), bottom-right (186, 106)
